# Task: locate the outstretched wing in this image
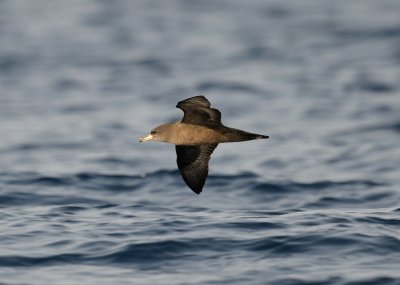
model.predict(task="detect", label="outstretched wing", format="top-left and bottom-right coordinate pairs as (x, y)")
top-left (175, 144), bottom-right (218, 194)
top-left (176, 96), bottom-right (222, 127)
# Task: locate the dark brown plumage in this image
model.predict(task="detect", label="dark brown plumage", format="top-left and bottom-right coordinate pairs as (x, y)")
top-left (139, 96), bottom-right (269, 194)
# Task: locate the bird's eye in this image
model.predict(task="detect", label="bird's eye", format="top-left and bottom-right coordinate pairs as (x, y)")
top-left (151, 130), bottom-right (157, 135)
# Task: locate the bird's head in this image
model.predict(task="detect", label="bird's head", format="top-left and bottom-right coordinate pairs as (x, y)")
top-left (139, 124), bottom-right (172, 143)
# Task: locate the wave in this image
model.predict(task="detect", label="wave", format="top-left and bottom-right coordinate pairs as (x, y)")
top-left (0, 170), bottom-right (388, 202)
top-left (1, 231), bottom-right (398, 267)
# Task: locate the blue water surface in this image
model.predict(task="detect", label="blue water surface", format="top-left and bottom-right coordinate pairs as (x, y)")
top-left (0, 1), bottom-right (400, 284)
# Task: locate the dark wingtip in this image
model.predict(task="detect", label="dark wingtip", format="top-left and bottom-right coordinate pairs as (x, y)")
top-left (260, 135), bottom-right (269, 139)
top-left (190, 187), bottom-right (202, 194)
top-left (176, 95), bottom-right (210, 109)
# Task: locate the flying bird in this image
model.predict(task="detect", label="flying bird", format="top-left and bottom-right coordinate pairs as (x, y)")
top-left (139, 95), bottom-right (268, 194)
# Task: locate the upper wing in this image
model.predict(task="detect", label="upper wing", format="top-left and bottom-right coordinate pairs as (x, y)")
top-left (176, 96), bottom-right (222, 127)
top-left (175, 144), bottom-right (218, 194)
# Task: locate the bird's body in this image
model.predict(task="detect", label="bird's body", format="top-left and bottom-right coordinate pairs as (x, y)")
top-left (151, 122), bottom-right (265, 145)
top-left (139, 95), bottom-right (268, 194)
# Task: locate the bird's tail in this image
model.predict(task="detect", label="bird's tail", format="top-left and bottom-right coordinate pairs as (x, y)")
top-left (226, 128), bottom-right (269, 142)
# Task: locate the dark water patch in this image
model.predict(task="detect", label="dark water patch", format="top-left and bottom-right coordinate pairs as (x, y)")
top-left (345, 77), bottom-right (396, 94)
top-left (394, 46), bottom-right (400, 63)
top-left (296, 214), bottom-right (353, 227)
top-left (51, 205), bottom-right (89, 215)
top-left (71, 169), bottom-right (189, 193)
top-left (207, 172), bottom-right (258, 188)
top-left (0, 254), bottom-right (86, 267)
top-left (2, 173), bottom-right (70, 186)
top-left (1, 173), bottom-right (77, 189)
top-left (95, 203), bottom-right (119, 209)
top-left (271, 276), bottom-right (400, 285)
top-left (249, 234), bottom-right (360, 255)
top-left (356, 216), bottom-right (400, 227)
top-left (246, 209), bottom-right (302, 216)
top-left (45, 240), bottom-right (73, 248)
top-left (177, 205), bottom-right (210, 212)
top-left (344, 277), bottom-right (400, 285)
top-left (358, 121), bottom-right (400, 134)
top-left (26, 176), bottom-right (71, 187)
top-left (262, 5), bottom-right (291, 18)
top-left (54, 78), bottom-right (86, 92)
top-left (180, 0), bottom-right (228, 13)
top-left (160, 219), bottom-right (191, 229)
top-left (141, 169), bottom-right (180, 178)
top-left (101, 240), bottom-right (190, 264)
top-left (210, 172), bottom-right (258, 180)
top-left (77, 240), bottom-right (117, 253)
top-left (260, 159), bottom-right (286, 169)
top-left (236, 45), bottom-right (285, 62)
top-left (135, 58), bottom-right (170, 76)
top-left (0, 192), bottom-right (53, 206)
top-left (0, 53), bottom-right (33, 75)
top-left (0, 192), bottom-right (103, 207)
top-left (334, 27), bottom-right (400, 40)
top-left (80, 237), bottom-right (289, 268)
top-left (220, 221), bottom-right (286, 231)
top-left (250, 179), bottom-right (383, 194)
top-left (305, 191), bottom-right (395, 208)
top-left (250, 182), bottom-right (289, 194)
top-left (248, 235), bottom-right (309, 254)
top-left (73, 172), bottom-right (144, 192)
top-left (61, 104), bottom-right (99, 114)
top-left (352, 235), bottom-right (400, 255)
top-left (364, 192), bottom-right (395, 202)
top-left (333, 121), bottom-right (400, 139)
top-left (95, 238), bottom-right (234, 266)
top-left (249, 233), bottom-right (400, 257)
top-left (105, 122), bottom-right (127, 130)
top-left (75, 172), bottom-right (142, 181)
top-left (270, 276), bottom-right (340, 285)
top-left (10, 142), bottom-right (87, 152)
top-left (196, 80), bottom-right (262, 94)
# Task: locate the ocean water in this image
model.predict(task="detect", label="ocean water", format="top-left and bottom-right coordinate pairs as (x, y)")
top-left (1, 0), bottom-right (400, 284)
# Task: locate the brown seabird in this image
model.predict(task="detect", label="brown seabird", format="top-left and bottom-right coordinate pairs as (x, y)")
top-left (139, 95), bottom-right (269, 194)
